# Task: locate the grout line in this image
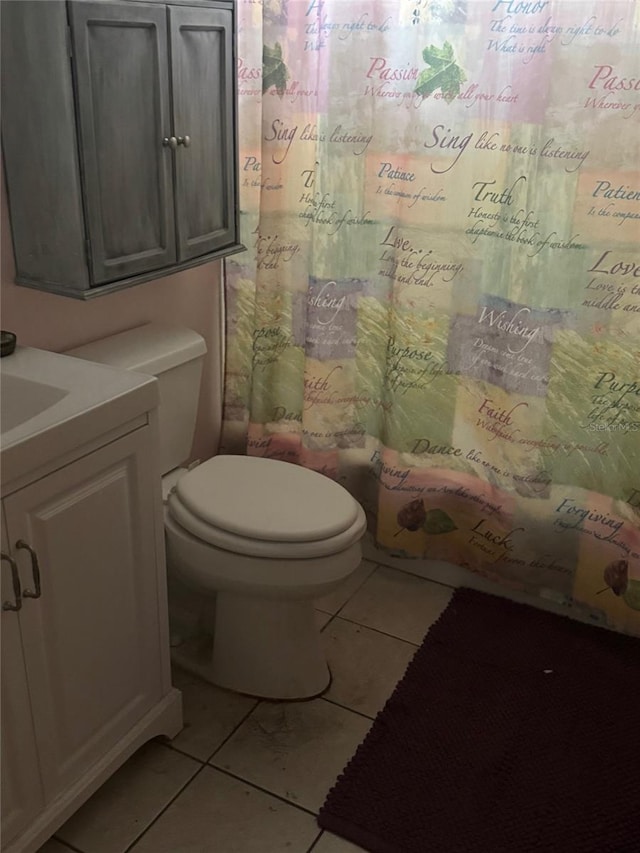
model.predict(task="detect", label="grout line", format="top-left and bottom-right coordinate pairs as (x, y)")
top-left (320, 696), bottom-right (376, 722)
top-left (51, 838), bottom-right (84, 853)
top-left (306, 829), bottom-right (325, 852)
top-left (332, 591), bottom-right (369, 622)
top-left (121, 748), bottom-right (321, 853)
top-left (55, 741), bottom-right (204, 853)
top-left (325, 611), bottom-right (423, 647)
top-left (318, 611), bottom-right (338, 633)
top-left (202, 699), bottom-right (259, 762)
top-left (164, 699), bottom-right (259, 765)
top-left (206, 763), bottom-right (320, 818)
top-left (162, 740), bottom-right (207, 764)
top-left (317, 561), bottom-right (380, 623)
top-left (122, 761), bottom-right (209, 853)
top-left (370, 557), bottom-right (458, 591)
top-left (126, 723), bottom-right (323, 853)
top-left (55, 746), bottom-right (207, 852)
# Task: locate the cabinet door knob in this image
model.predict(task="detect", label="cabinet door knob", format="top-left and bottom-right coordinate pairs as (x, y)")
top-left (177, 135), bottom-right (191, 148)
top-left (162, 136), bottom-right (178, 150)
top-left (1, 552), bottom-right (22, 612)
top-left (16, 540), bottom-right (41, 599)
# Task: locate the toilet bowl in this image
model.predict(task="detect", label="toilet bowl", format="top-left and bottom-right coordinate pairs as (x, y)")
top-left (164, 454), bottom-right (367, 699)
top-left (68, 324), bottom-right (367, 700)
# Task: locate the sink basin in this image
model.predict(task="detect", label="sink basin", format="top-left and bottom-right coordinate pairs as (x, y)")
top-left (1, 346), bottom-right (158, 490)
top-left (1, 374), bottom-right (69, 433)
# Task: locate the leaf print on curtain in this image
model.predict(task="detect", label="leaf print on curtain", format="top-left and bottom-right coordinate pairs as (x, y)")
top-left (415, 42), bottom-right (467, 101)
top-left (222, 0), bottom-right (640, 637)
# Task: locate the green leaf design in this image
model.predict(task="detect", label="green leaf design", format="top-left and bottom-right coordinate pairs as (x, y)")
top-left (415, 41), bottom-right (466, 103)
top-left (423, 508), bottom-right (457, 535)
top-left (422, 42), bottom-right (454, 65)
top-left (263, 42), bottom-right (290, 96)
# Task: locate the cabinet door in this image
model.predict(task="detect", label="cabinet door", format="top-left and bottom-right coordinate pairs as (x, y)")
top-left (1, 514), bottom-right (45, 847)
top-left (3, 429), bottom-right (164, 800)
top-left (170, 5), bottom-right (237, 260)
top-left (70, 2), bottom-right (176, 283)
top-left (0, 0), bottom-right (90, 292)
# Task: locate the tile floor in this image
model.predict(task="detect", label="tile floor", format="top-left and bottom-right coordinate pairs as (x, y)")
top-left (38, 561), bottom-right (454, 853)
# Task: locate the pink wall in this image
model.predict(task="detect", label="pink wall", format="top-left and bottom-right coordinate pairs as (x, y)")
top-left (1, 174), bottom-right (224, 462)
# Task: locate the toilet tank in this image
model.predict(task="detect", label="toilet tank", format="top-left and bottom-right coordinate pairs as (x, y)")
top-left (68, 324), bottom-right (207, 474)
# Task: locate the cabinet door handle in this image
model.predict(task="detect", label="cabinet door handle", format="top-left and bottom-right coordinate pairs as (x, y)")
top-left (162, 136), bottom-right (178, 150)
top-left (16, 540), bottom-right (41, 599)
top-left (1, 552), bottom-right (22, 612)
top-left (177, 135), bottom-right (191, 148)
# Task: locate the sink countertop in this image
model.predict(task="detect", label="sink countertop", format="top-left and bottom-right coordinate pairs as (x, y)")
top-left (1, 346), bottom-right (158, 491)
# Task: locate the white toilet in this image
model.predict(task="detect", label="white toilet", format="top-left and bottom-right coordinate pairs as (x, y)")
top-left (68, 324), bottom-right (367, 700)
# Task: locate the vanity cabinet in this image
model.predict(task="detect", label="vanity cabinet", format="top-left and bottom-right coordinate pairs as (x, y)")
top-left (1, 422), bottom-right (181, 853)
top-left (1, 0), bottom-right (241, 298)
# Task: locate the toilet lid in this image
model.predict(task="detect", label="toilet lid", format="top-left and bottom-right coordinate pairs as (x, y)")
top-left (168, 493), bottom-right (367, 558)
top-left (174, 456), bottom-right (360, 542)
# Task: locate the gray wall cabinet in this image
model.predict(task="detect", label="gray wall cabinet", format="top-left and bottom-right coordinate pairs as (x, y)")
top-left (1, 0), bottom-right (241, 299)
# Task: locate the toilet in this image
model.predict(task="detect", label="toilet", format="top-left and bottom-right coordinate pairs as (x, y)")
top-left (68, 324), bottom-right (367, 700)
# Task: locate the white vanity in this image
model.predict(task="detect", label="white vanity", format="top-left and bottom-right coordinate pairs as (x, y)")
top-left (1, 346), bottom-right (182, 853)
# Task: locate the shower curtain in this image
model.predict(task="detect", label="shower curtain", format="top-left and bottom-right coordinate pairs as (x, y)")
top-left (221, 0), bottom-right (640, 636)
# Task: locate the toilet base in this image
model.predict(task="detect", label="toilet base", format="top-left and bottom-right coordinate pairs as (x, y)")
top-left (171, 591), bottom-right (331, 700)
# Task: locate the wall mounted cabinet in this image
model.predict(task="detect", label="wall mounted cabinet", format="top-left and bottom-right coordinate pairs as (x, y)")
top-left (1, 0), bottom-right (241, 298)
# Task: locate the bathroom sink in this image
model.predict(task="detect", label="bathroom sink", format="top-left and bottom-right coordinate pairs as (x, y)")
top-left (0, 374), bottom-right (69, 433)
top-left (1, 346), bottom-right (158, 489)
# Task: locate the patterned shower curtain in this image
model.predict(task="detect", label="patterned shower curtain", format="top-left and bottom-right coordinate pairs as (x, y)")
top-left (221, 0), bottom-right (640, 636)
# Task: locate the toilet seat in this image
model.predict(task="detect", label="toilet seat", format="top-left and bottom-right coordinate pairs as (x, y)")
top-left (167, 493), bottom-right (367, 558)
top-left (174, 455), bottom-right (360, 541)
top-left (167, 456), bottom-right (367, 559)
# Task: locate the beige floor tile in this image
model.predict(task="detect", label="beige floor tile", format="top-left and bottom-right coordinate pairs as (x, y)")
top-left (323, 617), bottom-right (416, 717)
top-left (315, 559), bottom-right (377, 615)
top-left (55, 741), bottom-right (200, 853)
top-left (340, 567), bottom-right (453, 644)
top-left (211, 699), bottom-right (371, 813)
top-left (130, 765), bottom-right (319, 853)
top-left (37, 841), bottom-right (75, 853)
top-left (170, 666), bottom-right (258, 760)
top-left (313, 830), bottom-right (369, 852)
